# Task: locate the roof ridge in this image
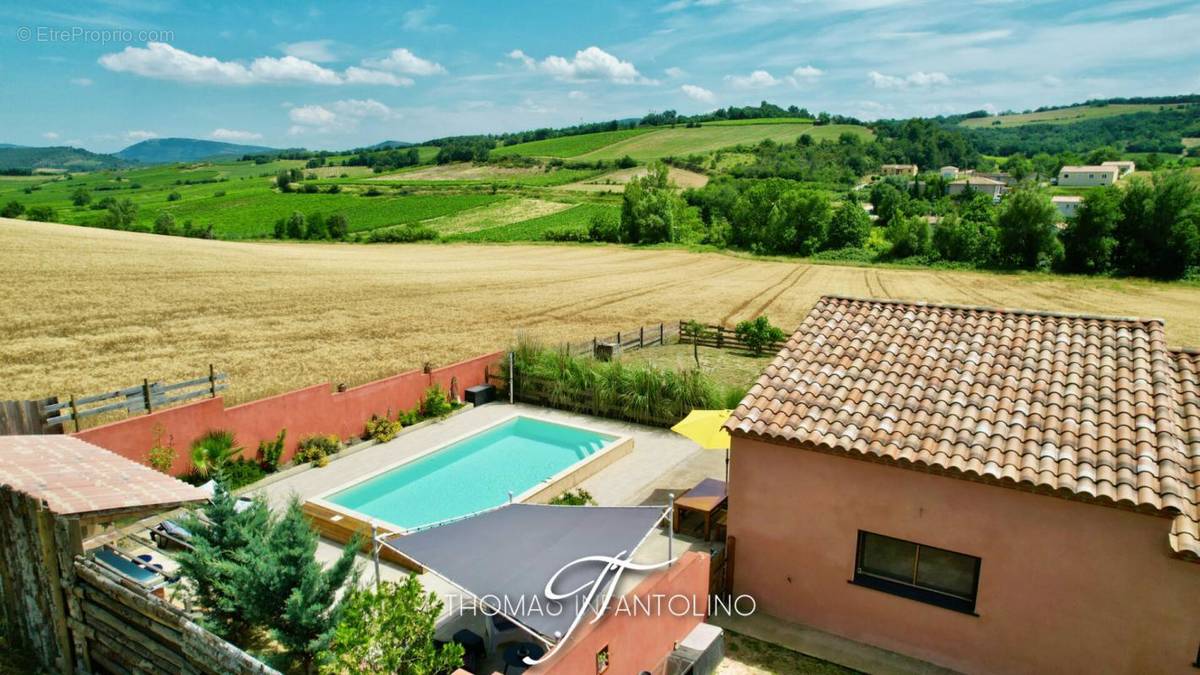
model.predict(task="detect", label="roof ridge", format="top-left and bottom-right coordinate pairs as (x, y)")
top-left (817, 294), bottom-right (1166, 326)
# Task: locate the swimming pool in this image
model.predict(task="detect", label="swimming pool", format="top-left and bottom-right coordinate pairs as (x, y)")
top-left (321, 416), bottom-right (623, 530)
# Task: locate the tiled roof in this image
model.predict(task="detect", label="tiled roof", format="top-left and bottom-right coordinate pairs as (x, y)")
top-left (951, 176), bottom-right (1004, 186)
top-left (1172, 350), bottom-right (1200, 560)
top-left (0, 435), bottom-right (207, 516)
top-left (727, 296), bottom-right (1200, 559)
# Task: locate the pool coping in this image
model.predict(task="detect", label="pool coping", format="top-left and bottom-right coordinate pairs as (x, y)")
top-left (302, 413), bottom-right (634, 558)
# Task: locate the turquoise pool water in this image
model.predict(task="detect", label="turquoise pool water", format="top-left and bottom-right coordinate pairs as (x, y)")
top-left (328, 416), bottom-right (616, 529)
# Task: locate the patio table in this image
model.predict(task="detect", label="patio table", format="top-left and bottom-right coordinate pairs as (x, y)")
top-left (672, 477), bottom-right (728, 541)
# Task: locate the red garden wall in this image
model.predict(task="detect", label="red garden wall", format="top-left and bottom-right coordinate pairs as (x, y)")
top-left (74, 351), bottom-right (503, 476)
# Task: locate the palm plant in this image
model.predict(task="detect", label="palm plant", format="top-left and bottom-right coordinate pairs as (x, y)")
top-left (190, 430), bottom-right (241, 478)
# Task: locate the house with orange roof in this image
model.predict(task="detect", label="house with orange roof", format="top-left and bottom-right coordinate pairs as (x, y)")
top-left (724, 296), bottom-right (1200, 674)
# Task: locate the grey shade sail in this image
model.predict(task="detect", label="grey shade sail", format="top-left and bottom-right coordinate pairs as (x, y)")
top-left (382, 503), bottom-right (667, 643)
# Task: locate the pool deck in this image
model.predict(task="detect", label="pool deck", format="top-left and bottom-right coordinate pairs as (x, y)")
top-left (245, 401), bottom-right (725, 623)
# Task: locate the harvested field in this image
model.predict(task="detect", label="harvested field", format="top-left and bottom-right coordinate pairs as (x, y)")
top-left (556, 166), bottom-right (709, 193)
top-left (421, 197), bottom-right (574, 235)
top-left (369, 162), bottom-right (544, 181)
top-left (4, 219), bottom-right (1200, 408)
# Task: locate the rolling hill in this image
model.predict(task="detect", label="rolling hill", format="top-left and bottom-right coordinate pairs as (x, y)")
top-left (491, 121), bottom-right (872, 161)
top-left (115, 138), bottom-right (278, 164)
top-left (0, 146), bottom-right (126, 171)
top-left (959, 102), bottom-right (1192, 128)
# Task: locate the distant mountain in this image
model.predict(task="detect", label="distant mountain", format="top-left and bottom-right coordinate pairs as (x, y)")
top-left (0, 146), bottom-right (126, 171)
top-left (116, 138), bottom-right (278, 164)
top-left (0, 143), bottom-right (25, 149)
top-left (365, 140), bottom-right (416, 150)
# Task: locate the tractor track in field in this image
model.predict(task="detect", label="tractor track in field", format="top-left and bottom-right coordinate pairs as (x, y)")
top-left (720, 264), bottom-right (803, 326)
top-left (749, 265), bottom-right (812, 318)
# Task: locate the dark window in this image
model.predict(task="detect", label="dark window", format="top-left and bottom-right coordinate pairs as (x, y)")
top-left (852, 531), bottom-right (981, 614)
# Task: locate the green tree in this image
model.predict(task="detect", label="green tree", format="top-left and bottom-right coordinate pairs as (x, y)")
top-left (277, 169), bottom-right (295, 193)
top-left (1115, 173), bottom-right (1199, 278)
top-left (621, 163), bottom-right (688, 244)
top-left (825, 200), bottom-right (872, 249)
top-left (153, 212), bottom-right (177, 236)
top-left (871, 182), bottom-right (905, 227)
top-left (71, 187), bottom-right (92, 207)
top-left (1031, 152), bottom-right (1059, 181)
top-left (783, 189), bottom-right (830, 255)
top-left (931, 213), bottom-right (984, 262)
top-left (322, 576), bottom-right (464, 675)
top-left (1060, 186), bottom-right (1121, 274)
top-left (995, 189), bottom-right (1062, 270)
top-left (885, 215), bottom-right (932, 258)
top-left (104, 198), bottom-right (138, 229)
top-left (176, 481), bottom-right (270, 641)
top-left (734, 316), bottom-right (786, 355)
top-left (240, 499), bottom-right (359, 672)
top-left (327, 214), bottom-right (350, 240)
top-left (306, 213), bottom-right (329, 240)
top-left (286, 211), bottom-right (307, 239)
top-left (1002, 154), bottom-right (1033, 182)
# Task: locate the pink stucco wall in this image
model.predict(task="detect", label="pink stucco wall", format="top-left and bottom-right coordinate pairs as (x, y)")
top-left (728, 436), bottom-right (1200, 674)
top-left (74, 352), bottom-right (502, 475)
top-left (528, 551), bottom-right (710, 675)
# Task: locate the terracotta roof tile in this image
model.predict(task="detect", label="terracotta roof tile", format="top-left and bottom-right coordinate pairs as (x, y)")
top-left (728, 296), bottom-right (1199, 560)
top-left (0, 435), bottom-right (207, 516)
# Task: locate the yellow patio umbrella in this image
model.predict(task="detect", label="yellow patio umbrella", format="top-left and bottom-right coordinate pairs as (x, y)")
top-left (671, 409), bottom-right (733, 482)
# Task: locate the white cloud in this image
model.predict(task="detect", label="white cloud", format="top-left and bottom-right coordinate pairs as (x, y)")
top-left (70, 77), bottom-right (93, 86)
top-left (660, 0), bottom-right (723, 11)
top-left (403, 6), bottom-right (451, 32)
top-left (99, 42), bottom-right (408, 87)
top-left (343, 67), bottom-right (412, 86)
top-left (281, 39), bottom-right (337, 63)
top-left (364, 48), bottom-right (446, 76)
top-left (518, 98), bottom-right (555, 114)
top-left (680, 84), bottom-right (715, 103)
top-left (125, 130), bottom-right (158, 142)
top-left (210, 128), bottom-right (263, 142)
top-left (288, 99), bottom-right (397, 134)
top-left (868, 70), bottom-right (951, 89)
top-left (1041, 74), bottom-right (1063, 87)
top-left (42, 131), bottom-right (60, 140)
top-left (792, 65), bottom-right (823, 81)
top-left (510, 46), bottom-right (648, 84)
top-left (567, 90), bottom-right (589, 101)
top-left (725, 70), bottom-right (780, 89)
top-left (665, 66), bottom-right (685, 78)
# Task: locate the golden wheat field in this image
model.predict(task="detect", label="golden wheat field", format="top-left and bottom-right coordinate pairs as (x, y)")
top-left (4, 218), bottom-right (1200, 406)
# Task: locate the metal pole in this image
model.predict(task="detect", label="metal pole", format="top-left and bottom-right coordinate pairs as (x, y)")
top-left (371, 522), bottom-right (381, 590)
top-left (508, 490), bottom-right (514, 504)
top-left (667, 493), bottom-right (675, 567)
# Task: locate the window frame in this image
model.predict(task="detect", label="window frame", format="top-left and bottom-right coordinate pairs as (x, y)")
top-left (851, 530), bottom-right (982, 615)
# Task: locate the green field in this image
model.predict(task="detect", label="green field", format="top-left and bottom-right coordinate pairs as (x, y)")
top-left (575, 123), bottom-right (872, 161)
top-left (959, 103), bottom-right (1189, 128)
top-left (490, 129), bottom-right (656, 158)
top-left (445, 202), bottom-right (618, 242)
top-left (704, 117), bottom-right (813, 126)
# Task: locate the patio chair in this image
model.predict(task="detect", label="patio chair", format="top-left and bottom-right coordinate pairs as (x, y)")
top-left (150, 519), bottom-right (194, 550)
top-left (487, 614), bottom-right (528, 655)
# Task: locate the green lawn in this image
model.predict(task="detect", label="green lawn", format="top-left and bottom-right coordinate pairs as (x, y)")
top-left (445, 202), bottom-right (619, 242)
top-left (490, 129), bottom-right (656, 158)
top-left (621, 343), bottom-right (771, 395)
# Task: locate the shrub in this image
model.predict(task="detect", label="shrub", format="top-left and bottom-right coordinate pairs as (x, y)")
top-left (734, 316), bottom-right (785, 356)
top-left (365, 224), bottom-right (438, 243)
top-left (616, 155), bottom-right (637, 169)
top-left (296, 434), bottom-right (341, 466)
top-left (147, 425), bottom-right (176, 474)
top-left (327, 213), bottom-right (349, 240)
top-left (397, 408), bottom-right (421, 426)
top-left (549, 488), bottom-right (595, 506)
top-left (213, 190), bottom-right (226, 197)
top-left (588, 209), bottom-right (621, 242)
top-left (325, 184), bottom-right (341, 194)
top-left (167, 191), bottom-right (183, 202)
top-left (420, 386), bottom-right (453, 418)
top-left (542, 226), bottom-right (591, 242)
top-left (153, 212), bottom-right (177, 236)
top-left (365, 414), bottom-right (401, 443)
top-left (190, 430), bottom-right (242, 478)
top-left (363, 187), bottom-right (383, 197)
top-left (71, 187), bottom-right (92, 207)
top-left (301, 183), bottom-right (320, 194)
top-left (257, 429), bottom-right (286, 473)
top-left (324, 576), bottom-right (464, 675)
top-left (26, 206), bottom-right (56, 222)
top-left (222, 458), bottom-right (266, 490)
top-left (1, 201), bottom-right (24, 218)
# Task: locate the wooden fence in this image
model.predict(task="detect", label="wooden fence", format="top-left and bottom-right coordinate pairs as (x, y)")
top-left (0, 396), bottom-right (61, 435)
top-left (43, 367), bottom-right (229, 432)
top-left (677, 320), bottom-right (786, 353)
top-left (561, 321), bottom-right (679, 358)
top-left (0, 486), bottom-right (276, 675)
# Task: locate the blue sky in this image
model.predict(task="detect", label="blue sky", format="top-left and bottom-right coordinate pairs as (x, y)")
top-left (2, 0), bottom-right (1198, 152)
